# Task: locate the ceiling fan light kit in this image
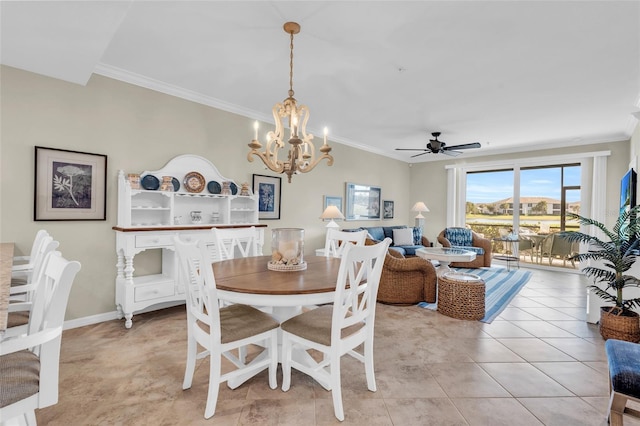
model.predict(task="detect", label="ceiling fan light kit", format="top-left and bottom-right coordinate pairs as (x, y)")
top-left (396, 132), bottom-right (481, 158)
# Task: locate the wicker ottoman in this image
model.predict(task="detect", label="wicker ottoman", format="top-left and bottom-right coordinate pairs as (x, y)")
top-left (437, 272), bottom-right (485, 320)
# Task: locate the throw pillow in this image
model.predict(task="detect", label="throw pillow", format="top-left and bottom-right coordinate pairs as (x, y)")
top-left (393, 228), bottom-right (414, 246)
top-left (412, 227), bottom-right (423, 245)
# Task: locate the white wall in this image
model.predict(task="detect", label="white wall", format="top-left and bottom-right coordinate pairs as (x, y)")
top-left (0, 66), bottom-right (411, 321)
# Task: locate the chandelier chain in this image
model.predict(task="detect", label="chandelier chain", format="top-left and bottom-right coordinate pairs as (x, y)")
top-left (289, 31), bottom-right (295, 97)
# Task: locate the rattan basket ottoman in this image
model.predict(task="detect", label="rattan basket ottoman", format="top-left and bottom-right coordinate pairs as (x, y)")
top-left (437, 272), bottom-right (485, 320)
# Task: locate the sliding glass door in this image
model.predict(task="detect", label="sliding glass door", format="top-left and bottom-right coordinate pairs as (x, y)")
top-left (465, 164), bottom-right (580, 268)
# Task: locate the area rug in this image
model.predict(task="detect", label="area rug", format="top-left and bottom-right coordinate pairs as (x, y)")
top-left (417, 267), bottom-right (532, 323)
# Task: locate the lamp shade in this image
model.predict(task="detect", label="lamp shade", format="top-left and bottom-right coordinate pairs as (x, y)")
top-left (320, 205), bottom-right (344, 229)
top-left (411, 202), bottom-right (430, 218)
top-left (320, 205), bottom-right (345, 220)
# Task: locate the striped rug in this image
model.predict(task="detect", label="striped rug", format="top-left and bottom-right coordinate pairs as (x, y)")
top-left (417, 267), bottom-right (532, 323)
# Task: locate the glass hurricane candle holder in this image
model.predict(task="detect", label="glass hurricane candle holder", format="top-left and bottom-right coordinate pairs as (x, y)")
top-left (268, 228), bottom-right (307, 271)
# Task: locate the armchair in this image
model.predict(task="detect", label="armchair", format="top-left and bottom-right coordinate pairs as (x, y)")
top-left (377, 249), bottom-right (437, 304)
top-left (437, 227), bottom-right (492, 268)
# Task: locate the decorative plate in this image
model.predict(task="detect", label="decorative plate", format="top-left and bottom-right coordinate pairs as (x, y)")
top-left (229, 182), bottom-right (238, 195)
top-left (140, 175), bottom-right (160, 190)
top-left (171, 177), bottom-right (180, 192)
top-left (183, 171), bottom-right (205, 193)
top-left (207, 180), bottom-right (221, 194)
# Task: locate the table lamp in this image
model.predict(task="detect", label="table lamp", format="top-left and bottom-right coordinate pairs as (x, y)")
top-left (320, 205), bottom-right (345, 229)
top-left (411, 201), bottom-right (430, 229)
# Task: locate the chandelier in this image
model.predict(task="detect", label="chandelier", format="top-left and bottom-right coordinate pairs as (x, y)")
top-left (248, 22), bottom-right (333, 183)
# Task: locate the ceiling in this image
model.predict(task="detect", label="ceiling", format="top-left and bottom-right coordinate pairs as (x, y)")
top-left (2, 1), bottom-right (639, 162)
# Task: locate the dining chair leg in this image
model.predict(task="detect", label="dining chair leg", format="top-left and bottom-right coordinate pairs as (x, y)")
top-left (183, 332), bottom-right (197, 390)
top-left (204, 355), bottom-right (222, 419)
top-left (364, 338), bottom-right (376, 392)
top-left (330, 356), bottom-right (345, 421)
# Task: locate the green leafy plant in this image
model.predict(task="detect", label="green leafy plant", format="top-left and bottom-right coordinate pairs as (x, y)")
top-left (559, 205), bottom-right (640, 313)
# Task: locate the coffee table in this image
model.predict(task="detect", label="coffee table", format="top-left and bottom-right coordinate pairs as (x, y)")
top-left (416, 247), bottom-right (476, 275)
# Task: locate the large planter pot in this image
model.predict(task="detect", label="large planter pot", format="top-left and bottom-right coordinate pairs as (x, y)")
top-left (599, 306), bottom-right (640, 342)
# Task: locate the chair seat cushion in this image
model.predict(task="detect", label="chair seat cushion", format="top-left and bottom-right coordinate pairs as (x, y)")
top-left (7, 311), bottom-right (29, 328)
top-left (281, 305), bottom-right (363, 346)
top-left (605, 339), bottom-right (640, 399)
top-left (451, 245), bottom-right (485, 256)
top-left (220, 304), bottom-right (279, 344)
top-left (0, 349), bottom-right (40, 408)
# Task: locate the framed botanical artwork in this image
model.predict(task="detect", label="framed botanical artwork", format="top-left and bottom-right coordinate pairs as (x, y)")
top-left (383, 200), bottom-right (394, 219)
top-left (34, 146), bottom-right (107, 221)
top-left (253, 174), bottom-right (281, 220)
top-left (345, 182), bottom-right (381, 221)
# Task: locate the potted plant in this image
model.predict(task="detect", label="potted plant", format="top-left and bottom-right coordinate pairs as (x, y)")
top-left (559, 205), bottom-right (640, 342)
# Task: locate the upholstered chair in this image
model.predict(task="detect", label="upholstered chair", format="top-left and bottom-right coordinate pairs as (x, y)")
top-left (437, 227), bottom-right (492, 268)
top-left (377, 249), bottom-right (437, 304)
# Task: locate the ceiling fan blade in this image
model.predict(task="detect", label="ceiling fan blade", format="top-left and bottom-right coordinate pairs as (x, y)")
top-left (441, 150), bottom-right (463, 157)
top-left (444, 142), bottom-right (481, 150)
top-left (395, 148), bottom-right (428, 151)
top-left (410, 151), bottom-right (431, 158)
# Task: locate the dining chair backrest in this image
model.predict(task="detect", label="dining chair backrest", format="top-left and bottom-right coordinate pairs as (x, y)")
top-left (332, 238), bottom-right (391, 341)
top-left (212, 226), bottom-right (259, 261)
top-left (0, 252), bottom-right (81, 422)
top-left (12, 229), bottom-right (49, 268)
top-left (174, 237), bottom-right (220, 342)
top-left (324, 228), bottom-right (367, 258)
top-left (11, 236), bottom-right (60, 302)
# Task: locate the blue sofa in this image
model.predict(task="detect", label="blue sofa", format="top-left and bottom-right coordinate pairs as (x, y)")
top-left (345, 225), bottom-right (431, 257)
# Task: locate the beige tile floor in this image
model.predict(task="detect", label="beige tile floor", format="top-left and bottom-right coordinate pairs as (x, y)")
top-left (38, 268), bottom-right (640, 425)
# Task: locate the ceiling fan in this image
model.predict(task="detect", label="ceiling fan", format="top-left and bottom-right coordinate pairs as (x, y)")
top-left (396, 132), bottom-right (481, 158)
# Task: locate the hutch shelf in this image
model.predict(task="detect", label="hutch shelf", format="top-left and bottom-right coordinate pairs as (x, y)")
top-left (113, 154), bottom-right (265, 328)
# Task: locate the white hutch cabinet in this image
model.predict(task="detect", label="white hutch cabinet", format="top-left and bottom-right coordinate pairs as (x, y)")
top-left (113, 154), bottom-right (265, 328)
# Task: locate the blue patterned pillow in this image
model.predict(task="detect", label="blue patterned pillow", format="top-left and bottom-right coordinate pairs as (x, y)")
top-left (412, 227), bottom-right (422, 245)
top-left (445, 228), bottom-right (472, 246)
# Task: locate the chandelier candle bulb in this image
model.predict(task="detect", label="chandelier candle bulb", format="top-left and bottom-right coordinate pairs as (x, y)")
top-left (253, 121), bottom-right (259, 140)
top-left (323, 127), bottom-right (328, 145)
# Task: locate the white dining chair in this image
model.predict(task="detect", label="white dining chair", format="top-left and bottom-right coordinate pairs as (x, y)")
top-left (11, 230), bottom-right (49, 277)
top-left (173, 237), bottom-right (279, 419)
top-left (10, 236), bottom-right (59, 304)
top-left (281, 237), bottom-right (391, 422)
top-left (212, 226), bottom-right (259, 260)
top-left (323, 228), bottom-right (368, 258)
top-left (4, 250), bottom-right (62, 340)
top-left (0, 252), bottom-right (81, 425)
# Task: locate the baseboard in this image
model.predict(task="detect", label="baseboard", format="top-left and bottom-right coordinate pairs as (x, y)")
top-left (63, 311), bottom-right (120, 330)
top-left (63, 300), bottom-right (186, 330)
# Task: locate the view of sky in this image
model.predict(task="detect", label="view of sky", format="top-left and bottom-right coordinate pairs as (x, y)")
top-left (466, 166), bottom-right (581, 204)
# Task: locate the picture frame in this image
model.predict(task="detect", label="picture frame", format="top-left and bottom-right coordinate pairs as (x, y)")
top-left (383, 200), bottom-right (394, 219)
top-left (34, 146), bottom-right (107, 221)
top-left (253, 174), bottom-right (281, 220)
top-left (345, 182), bottom-right (381, 221)
top-left (620, 168), bottom-right (637, 215)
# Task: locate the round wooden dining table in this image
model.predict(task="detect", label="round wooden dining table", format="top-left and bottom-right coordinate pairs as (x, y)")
top-left (213, 254), bottom-right (341, 323)
top-left (213, 254), bottom-right (341, 389)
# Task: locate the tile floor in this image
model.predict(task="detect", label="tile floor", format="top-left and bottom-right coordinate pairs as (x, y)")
top-left (37, 267), bottom-right (640, 425)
